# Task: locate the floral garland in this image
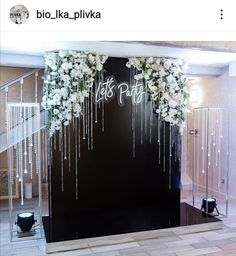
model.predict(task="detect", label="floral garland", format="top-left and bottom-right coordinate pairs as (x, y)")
top-left (126, 57), bottom-right (189, 130)
top-left (42, 50), bottom-right (107, 136)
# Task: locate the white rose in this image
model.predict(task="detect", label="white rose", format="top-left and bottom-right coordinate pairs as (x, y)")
top-left (159, 68), bottom-right (166, 77)
top-left (66, 113), bottom-right (72, 121)
top-left (79, 96), bottom-right (85, 103)
top-left (53, 109), bottom-right (59, 115)
top-left (51, 65), bottom-right (57, 71)
top-left (58, 50), bottom-right (68, 58)
top-left (82, 90), bottom-right (89, 97)
top-left (96, 63), bottom-right (103, 71)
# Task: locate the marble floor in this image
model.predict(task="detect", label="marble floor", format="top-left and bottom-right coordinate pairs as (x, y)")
top-left (1, 195), bottom-right (236, 256)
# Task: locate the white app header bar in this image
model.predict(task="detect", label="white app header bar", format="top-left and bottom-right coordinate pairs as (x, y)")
top-left (1, 0), bottom-right (236, 40)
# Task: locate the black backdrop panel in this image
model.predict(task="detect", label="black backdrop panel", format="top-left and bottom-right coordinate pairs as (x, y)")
top-left (47, 57), bottom-right (181, 242)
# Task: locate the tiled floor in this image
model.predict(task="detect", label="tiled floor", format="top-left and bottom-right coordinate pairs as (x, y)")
top-left (1, 195), bottom-right (236, 256)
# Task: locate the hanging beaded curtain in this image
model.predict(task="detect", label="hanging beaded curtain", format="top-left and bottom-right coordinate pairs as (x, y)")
top-left (6, 103), bottom-right (41, 206)
top-left (192, 107), bottom-right (229, 216)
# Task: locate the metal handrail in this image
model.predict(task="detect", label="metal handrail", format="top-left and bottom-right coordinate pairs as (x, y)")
top-left (0, 68), bottom-right (42, 90)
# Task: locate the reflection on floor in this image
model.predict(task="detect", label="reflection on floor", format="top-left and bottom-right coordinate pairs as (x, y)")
top-left (43, 203), bottom-right (221, 243)
top-left (1, 194), bottom-right (236, 256)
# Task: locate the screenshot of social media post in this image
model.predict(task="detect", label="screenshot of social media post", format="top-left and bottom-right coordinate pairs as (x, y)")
top-left (0, 1), bottom-right (236, 256)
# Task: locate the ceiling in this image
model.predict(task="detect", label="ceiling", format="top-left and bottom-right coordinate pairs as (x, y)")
top-left (142, 41), bottom-right (236, 53)
top-left (1, 41), bottom-right (236, 76)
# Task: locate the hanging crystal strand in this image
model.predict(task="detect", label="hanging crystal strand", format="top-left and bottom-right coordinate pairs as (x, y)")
top-left (85, 94), bottom-right (88, 137)
top-left (78, 117), bottom-right (81, 158)
top-left (169, 125), bottom-right (172, 190)
top-left (9, 109), bottom-right (13, 201)
top-left (158, 118), bottom-right (161, 164)
top-left (193, 109), bottom-right (196, 206)
top-left (12, 107), bottom-right (16, 183)
top-left (75, 116), bottom-right (78, 200)
top-left (206, 108), bottom-right (211, 205)
top-left (139, 69), bottom-right (143, 144)
top-left (53, 133), bottom-right (56, 150)
top-left (28, 107), bottom-right (32, 159)
top-left (48, 148), bottom-right (52, 219)
top-left (20, 79), bottom-right (23, 102)
top-left (45, 132), bottom-right (48, 182)
top-left (10, 109), bottom-right (14, 186)
top-left (101, 70), bottom-right (105, 132)
top-left (72, 115), bottom-right (75, 137)
top-left (149, 99), bottom-right (153, 144)
top-left (42, 129), bottom-right (46, 181)
top-left (211, 110), bottom-right (216, 190)
top-left (48, 135), bottom-right (52, 167)
top-left (34, 119), bottom-right (39, 175)
top-left (68, 124), bottom-right (71, 171)
top-left (13, 106), bottom-right (16, 151)
top-left (140, 95), bottom-right (143, 144)
top-left (35, 109), bottom-right (41, 178)
top-left (83, 102), bottom-right (86, 139)
top-left (163, 122), bottom-right (166, 172)
top-left (215, 109), bottom-right (219, 167)
top-left (91, 86), bottom-right (94, 150)
top-left (98, 71), bottom-right (101, 109)
top-left (218, 108), bottom-right (221, 158)
top-left (19, 79), bottom-right (24, 202)
top-left (7, 104), bottom-right (13, 240)
top-left (132, 93), bottom-right (136, 158)
top-left (213, 109), bottom-right (216, 149)
top-left (42, 128), bottom-right (45, 180)
top-left (15, 108), bottom-right (19, 179)
top-left (35, 71), bottom-right (38, 103)
top-left (95, 77), bottom-right (98, 123)
top-left (20, 108), bottom-right (24, 205)
top-left (49, 135), bottom-right (52, 167)
top-left (131, 68), bottom-right (136, 158)
top-left (64, 125), bottom-right (67, 159)
top-left (30, 107), bottom-right (33, 179)
top-left (143, 92), bottom-right (147, 135)
top-left (216, 109), bottom-right (220, 187)
top-left (218, 109), bottom-right (222, 188)
top-left (16, 107), bottom-right (20, 179)
top-left (201, 109), bottom-right (205, 174)
top-left (41, 129), bottom-right (45, 181)
top-left (23, 107), bottom-right (28, 174)
top-left (16, 106), bottom-right (19, 179)
top-left (60, 127), bottom-right (64, 192)
top-left (87, 94), bottom-right (90, 150)
top-left (144, 82), bottom-right (147, 135)
top-left (16, 143), bottom-right (19, 178)
top-left (207, 109), bottom-right (212, 187)
top-left (45, 128), bottom-right (48, 183)
top-left (98, 71), bottom-right (103, 109)
top-left (211, 110), bottom-right (215, 196)
top-left (102, 99), bottom-right (105, 132)
top-left (195, 110), bottom-right (198, 179)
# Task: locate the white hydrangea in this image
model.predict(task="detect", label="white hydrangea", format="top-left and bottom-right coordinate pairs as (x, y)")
top-left (126, 57), bottom-right (189, 128)
top-left (42, 50), bottom-right (108, 136)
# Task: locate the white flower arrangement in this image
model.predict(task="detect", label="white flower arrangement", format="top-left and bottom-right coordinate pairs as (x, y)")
top-left (126, 57), bottom-right (189, 130)
top-left (42, 50), bottom-right (107, 136)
